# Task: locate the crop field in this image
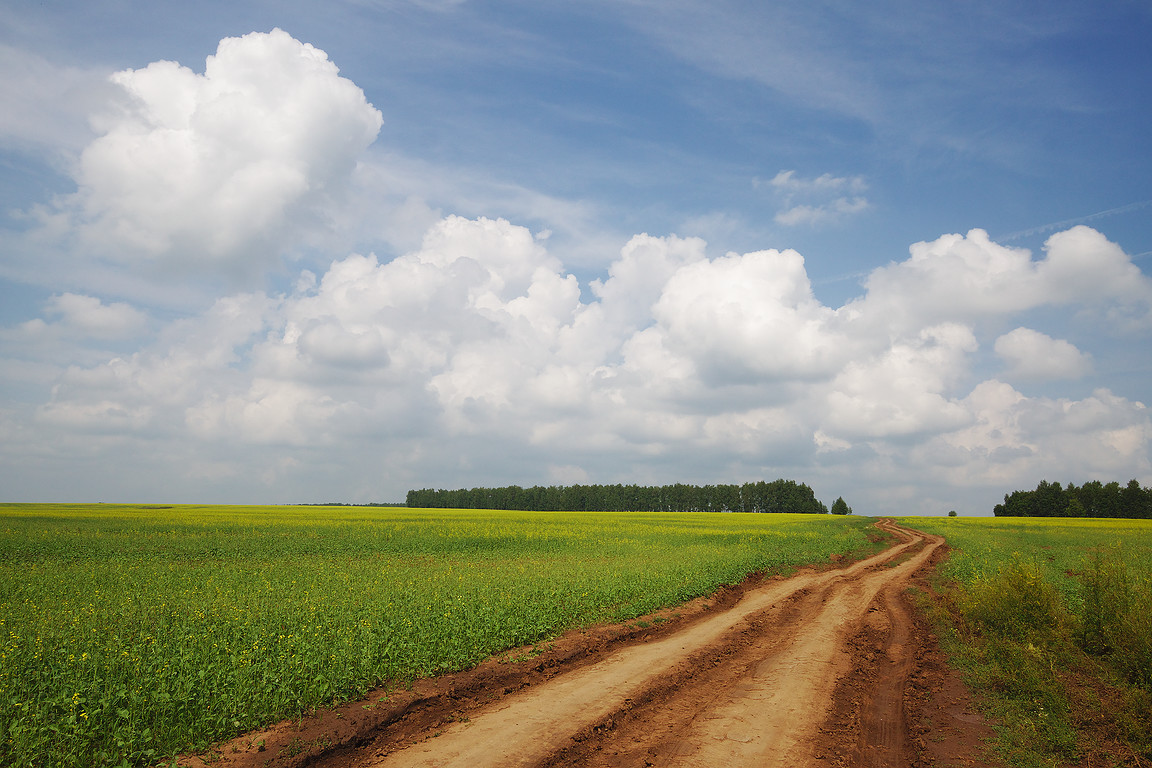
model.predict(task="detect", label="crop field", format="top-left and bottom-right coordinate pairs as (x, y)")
top-left (0, 504), bottom-right (884, 768)
top-left (902, 516), bottom-right (1152, 766)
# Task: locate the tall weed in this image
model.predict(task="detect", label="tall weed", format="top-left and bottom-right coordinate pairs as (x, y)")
top-left (1076, 548), bottom-right (1130, 655)
top-left (1114, 584), bottom-right (1152, 688)
top-left (1076, 548), bottom-right (1152, 688)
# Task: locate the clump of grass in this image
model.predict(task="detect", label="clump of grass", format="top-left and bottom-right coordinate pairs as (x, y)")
top-left (961, 555), bottom-right (1069, 644)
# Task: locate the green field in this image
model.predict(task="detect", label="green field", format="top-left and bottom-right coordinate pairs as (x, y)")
top-left (0, 504), bottom-right (884, 768)
top-left (902, 515), bottom-right (1152, 605)
top-left (902, 516), bottom-right (1152, 767)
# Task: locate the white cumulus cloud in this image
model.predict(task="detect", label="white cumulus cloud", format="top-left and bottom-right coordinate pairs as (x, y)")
top-left (13, 29), bottom-right (382, 289)
top-left (651, 247), bottom-right (844, 383)
top-left (21, 294), bottom-right (147, 341)
top-left (847, 226), bottom-right (1152, 336)
top-left (819, 323), bottom-right (977, 440)
top-left (929, 381), bottom-right (1150, 487)
top-left (8, 216), bottom-right (1149, 512)
top-left (995, 327), bottom-right (1091, 380)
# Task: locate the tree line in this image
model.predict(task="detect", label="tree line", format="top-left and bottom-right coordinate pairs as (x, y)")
top-left (406, 480), bottom-right (844, 515)
top-left (993, 479), bottom-right (1152, 518)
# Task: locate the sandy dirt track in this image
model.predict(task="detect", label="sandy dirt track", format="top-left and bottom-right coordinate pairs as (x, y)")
top-left (185, 520), bottom-right (1002, 768)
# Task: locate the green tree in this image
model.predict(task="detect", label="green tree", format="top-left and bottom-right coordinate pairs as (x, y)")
top-left (1064, 496), bottom-right (1087, 518)
top-left (1121, 479), bottom-right (1152, 519)
top-left (830, 496), bottom-right (852, 515)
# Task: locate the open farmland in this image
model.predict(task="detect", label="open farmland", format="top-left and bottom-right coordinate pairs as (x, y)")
top-left (0, 504), bottom-right (884, 768)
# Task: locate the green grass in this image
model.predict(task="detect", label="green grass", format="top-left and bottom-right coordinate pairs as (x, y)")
top-left (902, 516), bottom-right (1152, 767)
top-left (0, 504), bottom-right (884, 767)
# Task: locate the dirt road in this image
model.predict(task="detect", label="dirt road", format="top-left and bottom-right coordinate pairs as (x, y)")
top-left (191, 520), bottom-right (1000, 768)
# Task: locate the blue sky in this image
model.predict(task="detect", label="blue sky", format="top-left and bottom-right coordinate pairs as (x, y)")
top-left (1, 0), bottom-right (1150, 513)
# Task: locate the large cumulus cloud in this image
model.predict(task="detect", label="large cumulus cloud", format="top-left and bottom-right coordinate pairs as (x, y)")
top-left (7, 216), bottom-right (1150, 512)
top-left (8, 29), bottom-right (382, 292)
top-left (849, 226), bottom-right (1152, 334)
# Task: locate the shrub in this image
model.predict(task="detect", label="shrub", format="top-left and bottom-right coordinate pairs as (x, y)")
top-left (961, 555), bottom-right (1068, 644)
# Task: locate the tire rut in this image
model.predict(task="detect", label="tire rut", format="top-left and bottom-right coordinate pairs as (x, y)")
top-left (356, 520), bottom-right (942, 768)
top-left (858, 584), bottom-right (914, 766)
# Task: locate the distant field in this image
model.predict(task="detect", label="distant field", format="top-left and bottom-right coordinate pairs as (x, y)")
top-left (900, 515), bottom-right (1152, 604)
top-left (0, 504), bottom-right (883, 768)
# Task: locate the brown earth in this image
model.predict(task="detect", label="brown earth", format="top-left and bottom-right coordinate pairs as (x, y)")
top-left (178, 519), bottom-right (1005, 768)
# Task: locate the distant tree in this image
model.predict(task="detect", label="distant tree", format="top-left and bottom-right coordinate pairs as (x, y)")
top-left (405, 479), bottom-right (835, 513)
top-left (1064, 496), bottom-right (1087, 518)
top-left (992, 478), bottom-right (1151, 518)
top-left (713, 484), bottom-right (741, 512)
top-left (830, 497), bottom-right (852, 515)
top-left (948, 510), bottom-right (957, 517)
top-left (1101, 481), bottom-right (1124, 518)
top-left (1034, 480), bottom-right (1065, 517)
top-left (1122, 479), bottom-right (1152, 519)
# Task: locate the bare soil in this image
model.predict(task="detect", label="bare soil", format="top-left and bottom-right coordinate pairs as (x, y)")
top-left (178, 520), bottom-right (1005, 768)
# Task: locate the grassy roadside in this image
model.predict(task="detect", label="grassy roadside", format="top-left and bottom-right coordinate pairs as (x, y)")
top-left (902, 517), bottom-right (1152, 767)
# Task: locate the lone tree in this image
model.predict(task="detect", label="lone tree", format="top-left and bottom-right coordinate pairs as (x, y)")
top-left (830, 496), bottom-right (852, 515)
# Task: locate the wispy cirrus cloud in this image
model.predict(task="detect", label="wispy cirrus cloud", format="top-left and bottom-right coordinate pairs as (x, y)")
top-left (0, 44), bottom-right (112, 154)
top-left (763, 170), bottom-right (869, 227)
top-left (997, 199), bottom-right (1152, 242)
